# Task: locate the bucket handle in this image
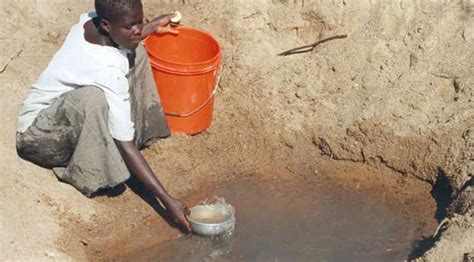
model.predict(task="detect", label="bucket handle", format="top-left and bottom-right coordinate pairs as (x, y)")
top-left (165, 65), bottom-right (223, 117)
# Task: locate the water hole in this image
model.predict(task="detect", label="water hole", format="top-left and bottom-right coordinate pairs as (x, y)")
top-left (116, 175), bottom-right (435, 261)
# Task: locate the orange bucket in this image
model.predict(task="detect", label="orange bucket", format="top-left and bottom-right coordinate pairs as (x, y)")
top-left (144, 27), bottom-right (221, 135)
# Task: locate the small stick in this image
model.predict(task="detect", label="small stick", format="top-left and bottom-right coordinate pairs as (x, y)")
top-left (0, 49), bottom-right (23, 73)
top-left (433, 217), bottom-right (450, 237)
top-left (278, 34), bottom-right (348, 56)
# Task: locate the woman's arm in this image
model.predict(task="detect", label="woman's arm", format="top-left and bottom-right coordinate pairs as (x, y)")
top-left (115, 140), bottom-right (191, 232)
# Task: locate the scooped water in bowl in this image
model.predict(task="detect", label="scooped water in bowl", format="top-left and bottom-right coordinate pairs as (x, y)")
top-left (189, 207), bottom-right (230, 224)
top-left (187, 197), bottom-right (236, 236)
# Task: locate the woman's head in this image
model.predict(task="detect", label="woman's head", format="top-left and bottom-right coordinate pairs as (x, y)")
top-left (95, 0), bottom-right (144, 50)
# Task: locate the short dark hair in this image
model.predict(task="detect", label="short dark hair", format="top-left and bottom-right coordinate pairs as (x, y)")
top-left (95, 0), bottom-right (142, 21)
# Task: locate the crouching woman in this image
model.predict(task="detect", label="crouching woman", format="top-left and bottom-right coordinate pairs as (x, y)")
top-left (16, 0), bottom-right (191, 231)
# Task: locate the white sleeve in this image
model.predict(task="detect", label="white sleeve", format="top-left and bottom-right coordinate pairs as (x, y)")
top-left (93, 67), bottom-right (135, 141)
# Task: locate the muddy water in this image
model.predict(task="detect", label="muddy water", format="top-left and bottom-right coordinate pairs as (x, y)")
top-left (118, 178), bottom-right (430, 261)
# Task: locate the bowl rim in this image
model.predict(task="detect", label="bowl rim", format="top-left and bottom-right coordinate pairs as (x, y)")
top-left (187, 215), bottom-right (235, 227)
top-left (187, 205), bottom-right (234, 226)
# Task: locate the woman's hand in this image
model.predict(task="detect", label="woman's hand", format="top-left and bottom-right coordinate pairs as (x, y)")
top-left (141, 13), bottom-right (179, 38)
top-left (153, 14), bottom-right (179, 35)
top-left (163, 196), bottom-right (192, 232)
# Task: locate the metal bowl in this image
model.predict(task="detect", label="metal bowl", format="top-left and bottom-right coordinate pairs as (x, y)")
top-left (187, 205), bottom-right (236, 236)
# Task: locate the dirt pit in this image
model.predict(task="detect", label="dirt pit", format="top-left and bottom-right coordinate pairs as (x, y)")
top-left (1, 0), bottom-right (473, 261)
top-left (109, 173), bottom-right (437, 261)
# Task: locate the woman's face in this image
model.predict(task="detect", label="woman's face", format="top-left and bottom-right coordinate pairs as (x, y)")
top-left (102, 7), bottom-right (145, 50)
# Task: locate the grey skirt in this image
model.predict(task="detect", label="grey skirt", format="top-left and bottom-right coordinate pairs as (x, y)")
top-left (16, 44), bottom-right (170, 196)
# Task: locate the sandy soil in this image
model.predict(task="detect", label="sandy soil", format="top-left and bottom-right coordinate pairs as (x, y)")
top-left (1, 0), bottom-right (472, 261)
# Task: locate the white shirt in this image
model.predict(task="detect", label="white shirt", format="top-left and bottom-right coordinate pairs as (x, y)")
top-left (17, 12), bottom-right (135, 141)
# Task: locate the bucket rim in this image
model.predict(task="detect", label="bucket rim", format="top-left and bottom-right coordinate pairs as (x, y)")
top-left (144, 27), bottom-right (221, 67)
